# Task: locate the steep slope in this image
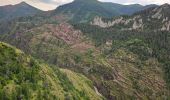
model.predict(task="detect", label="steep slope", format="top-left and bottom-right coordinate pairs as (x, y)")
top-left (91, 3), bottom-right (170, 31)
top-left (73, 4), bottom-right (170, 97)
top-left (53, 0), bottom-right (156, 23)
top-left (0, 2), bottom-right (41, 22)
top-left (0, 42), bottom-right (103, 100)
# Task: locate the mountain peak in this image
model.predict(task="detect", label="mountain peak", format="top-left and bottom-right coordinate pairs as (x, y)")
top-left (0, 1), bottom-right (41, 22)
top-left (161, 3), bottom-right (170, 6)
top-left (74, 0), bottom-right (98, 2)
top-left (17, 1), bottom-right (30, 6)
top-left (74, 0), bottom-right (98, 3)
top-left (19, 1), bottom-right (27, 4)
top-left (160, 3), bottom-right (170, 9)
top-left (152, 3), bottom-right (170, 16)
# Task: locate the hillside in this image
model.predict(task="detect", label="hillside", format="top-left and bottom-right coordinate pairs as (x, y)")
top-left (0, 2), bottom-right (170, 100)
top-left (1, 21), bottom-right (170, 99)
top-left (91, 3), bottom-right (170, 31)
top-left (53, 0), bottom-right (156, 23)
top-left (0, 2), bottom-right (41, 22)
top-left (74, 4), bottom-right (170, 96)
top-left (0, 42), bottom-right (103, 100)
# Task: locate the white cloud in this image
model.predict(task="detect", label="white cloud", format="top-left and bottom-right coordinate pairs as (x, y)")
top-left (99, 0), bottom-right (170, 5)
top-left (25, 0), bottom-right (57, 10)
top-left (0, 0), bottom-right (22, 5)
top-left (0, 0), bottom-right (73, 11)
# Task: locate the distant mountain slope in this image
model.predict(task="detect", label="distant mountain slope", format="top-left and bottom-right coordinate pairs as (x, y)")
top-left (53, 0), bottom-right (157, 23)
top-left (0, 0), bottom-right (157, 24)
top-left (91, 3), bottom-right (170, 31)
top-left (0, 42), bottom-right (103, 100)
top-left (0, 2), bottom-right (41, 22)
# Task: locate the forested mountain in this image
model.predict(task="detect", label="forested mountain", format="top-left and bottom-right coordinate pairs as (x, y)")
top-left (0, 2), bottom-right (41, 22)
top-left (0, 1), bottom-right (170, 100)
top-left (74, 4), bottom-right (170, 97)
top-left (53, 0), bottom-right (157, 23)
top-left (91, 3), bottom-right (170, 31)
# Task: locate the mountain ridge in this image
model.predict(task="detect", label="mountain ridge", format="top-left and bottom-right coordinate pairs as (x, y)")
top-left (0, 2), bottom-right (41, 22)
top-left (53, 0), bottom-right (157, 23)
top-left (91, 3), bottom-right (170, 31)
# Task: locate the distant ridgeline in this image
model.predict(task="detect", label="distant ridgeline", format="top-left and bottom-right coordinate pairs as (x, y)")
top-left (0, 2), bottom-right (41, 22)
top-left (53, 0), bottom-right (157, 23)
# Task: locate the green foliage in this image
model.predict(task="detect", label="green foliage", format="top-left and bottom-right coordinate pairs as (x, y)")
top-left (112, 39), bottom-right (152, 60)
top-left (0, 42), bottom-right (103, 100)
top-left (0, 42), bottom-right (41, 99)
top-left (163, 61), bottom-right (170, 88)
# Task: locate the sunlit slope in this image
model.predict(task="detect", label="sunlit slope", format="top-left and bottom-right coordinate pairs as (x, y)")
top-left (0, 42), bottom-right (103, 100)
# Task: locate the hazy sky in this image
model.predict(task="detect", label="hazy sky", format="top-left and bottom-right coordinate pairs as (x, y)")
top-left (0, 0), bottom-right (170, 11)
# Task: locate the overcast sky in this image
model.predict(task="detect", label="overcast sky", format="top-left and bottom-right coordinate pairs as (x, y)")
top-left (0, 0), bottom-right (170, 11)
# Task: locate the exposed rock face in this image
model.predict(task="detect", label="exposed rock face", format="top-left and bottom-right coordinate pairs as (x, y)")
top-left (132, 19), bottom-right (143, 29)
top-left (91, 4), bottom-right (170, 31)
top-left (91, 16), bottom-right (143, 30)
top-left (162, 17), bottom-right (168, 23)
top-left (91, 17), bottom-right (109, 28)
top-left (152, 8), bottom-right (162, 19)
top-left (161, 21), bottom-right (170, 31)
top-left (91, 16), bottom-right (126, 28)
top-left (91, 17), bottom-right (125, 28)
